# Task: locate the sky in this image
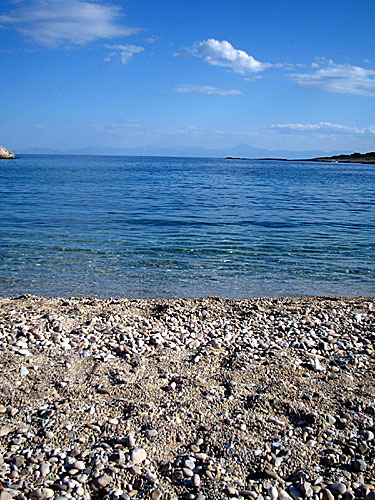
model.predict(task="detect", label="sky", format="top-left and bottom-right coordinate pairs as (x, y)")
top-left (1, 0), bottom-right (375, 154)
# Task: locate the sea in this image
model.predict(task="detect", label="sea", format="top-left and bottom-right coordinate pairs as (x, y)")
top-left (0, 154), bottom-right (374, 298)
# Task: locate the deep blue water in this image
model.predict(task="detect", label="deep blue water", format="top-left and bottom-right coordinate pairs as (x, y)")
top-left (0, 154), bottom-right (374, 298)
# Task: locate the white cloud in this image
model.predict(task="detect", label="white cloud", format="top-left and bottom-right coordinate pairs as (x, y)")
top-left (182, 38), bottom-right (269, 74)
top-left (91, 120), bottom-right (145, 135)
top-left (174, 84), bottom-right (242, 96)
top-left (270, 122), bottom-right (375, 135)
top-left (293, 61), bottom-right (375, 96)
top-left (144, 35), bottom-right (158, 44)
top-left (105, 44), bottom-right (144, 64)
top-left (0, 0), bottom-right (139, 47)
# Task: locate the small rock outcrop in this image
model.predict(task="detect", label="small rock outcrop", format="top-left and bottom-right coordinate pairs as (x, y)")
top-left (0, 146), bottom-right (16, 159)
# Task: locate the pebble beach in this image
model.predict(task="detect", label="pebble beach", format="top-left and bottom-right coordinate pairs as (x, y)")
top-left (0, 295), bottom-right (375, 500)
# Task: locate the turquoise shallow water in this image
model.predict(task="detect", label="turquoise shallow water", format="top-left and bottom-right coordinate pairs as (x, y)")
top-left (0, 154), bottom-right (374, 298)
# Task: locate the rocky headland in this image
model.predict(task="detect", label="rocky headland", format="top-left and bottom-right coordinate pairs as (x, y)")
top-left (307, 153), bottom-right (375, 164)
top-left (0, 147), bottom-right (16, 159)
top-left (0, 295), bottom-right (375, 500)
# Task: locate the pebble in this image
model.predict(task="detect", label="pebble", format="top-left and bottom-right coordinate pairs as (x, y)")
top-left (192, 474), bottom-right (201, 488)
top-left (352, 458), bottom-right (367, 471)
top-left (322, 489), bottom-right (334, 500)
top-left (130, 448), bottom-right (147, 464)
top-left (361, 430), bottom-right (374, 441)
top-left (0, 425), bottom-right (12, 437)
top-left (184, 459), bottom-right (196, 469)
top-left (278, 490), bottom-right (293, 500)
top-left (329, 483), bottom-right (347, 496)
top-left (269, 487), bottom-right (278, 500)
top-left (19, 366), bottom-right (29, 376)
top-left (94, 473), bottom-right (112, 488)
top-left (127, 434), bottom-right (136, 448)
top-left (0, 296), bottom-right (374, 500)
top-left (73, 460), bottom-right (86, 470)
top-left (40, 463), bottom-right (50, 476)
top-left (30, 488), bottom-right (55, 499)
top-left (0, 492), bottom-right (14, 500)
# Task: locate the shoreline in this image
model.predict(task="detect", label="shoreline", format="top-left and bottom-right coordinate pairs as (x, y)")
top-left (1, 295), bottom-right (375, 499)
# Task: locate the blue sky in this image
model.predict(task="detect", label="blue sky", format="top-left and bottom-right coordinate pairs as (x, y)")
top-left (1, 0), bottom-right (375, 153)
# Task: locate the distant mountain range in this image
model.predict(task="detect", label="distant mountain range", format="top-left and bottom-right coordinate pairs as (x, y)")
top-left (16, 143), bottom-right (353, 159)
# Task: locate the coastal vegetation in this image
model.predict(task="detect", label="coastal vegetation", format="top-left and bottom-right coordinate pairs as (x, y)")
top-left (309, 152), bottom-right (375, 164)
top-left (226, 152), bottom-right (375, 163)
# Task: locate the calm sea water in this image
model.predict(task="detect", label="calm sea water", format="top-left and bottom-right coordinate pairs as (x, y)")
top-left (0, 154), bottom-right (374, 298)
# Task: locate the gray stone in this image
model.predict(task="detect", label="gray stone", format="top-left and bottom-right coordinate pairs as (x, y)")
top-left (0, 491), bottom-right (14, 500)
top-left (40, 463), bottom-right (50, 476)
top-left (127, 434), bottom-right (136, 448)
top-left (130, 447), bottom-right (147, 464)
top-left (240, 491), bottom-right (257, 499)
top-left (30, 488), bottom-right (55, 499)
top-left (192, 474), bottom-right (201, 488)
top-left (184, 459), bottom-right (196, 470)
top-left (328, 483), bottom-right (347, 496)
top-left (94, 473), bottom-right (112, 488)
top-left (146, 429), bottom-right (158, 438)
top-left (73, 460), bottom-right (86, 470)
top-left (183, 468), bottom-right (194, 477)
top-left (301, 483), bottom-right (313, 497)
top-left (0, 425), bottom-right (11, 437)
top-left (278, 490), bottom-right (293, 500)
top-left (268, 486), bottom-right (278, 500)
top-left (352, 459), bottom-right (367, 472)
top-left (321, 489), bottom-right (335, 500)
top-left (361, 430), bottom-right (374, 441)
top-left (19, 366), bottom-right (29, 376)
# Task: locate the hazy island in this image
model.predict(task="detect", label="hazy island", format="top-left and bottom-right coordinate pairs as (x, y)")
top-left (307, 151), bottom-right (375, 164)
top-left (225, 156), bottom-right (251, 160)
top-left (226, 152), bottom-right (375, 164)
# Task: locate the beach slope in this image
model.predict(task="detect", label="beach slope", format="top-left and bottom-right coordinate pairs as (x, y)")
top-left (0, 295), bottom-right (374, 499)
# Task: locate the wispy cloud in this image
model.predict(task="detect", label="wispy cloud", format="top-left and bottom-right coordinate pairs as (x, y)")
top-left (179, 38), bottom-right (270, 74)
top-left (144, 35), bottom-right (158, 44)
top-left (0, 0), bottom-right (140, 47)
top-left (293, 61), bottom-right (375, 96)
top-left (174, 84), bottom-right (242, 96)
top-left (105, 44), bottom-right (144, 64)
top-left (270, 122), bottom-right (375, 135)
top-left (90, 119), bottom-right (147, 136)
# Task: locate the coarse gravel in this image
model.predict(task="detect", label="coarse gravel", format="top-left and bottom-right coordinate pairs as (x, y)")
top-left (0, 295), bottom-right (375, 500)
